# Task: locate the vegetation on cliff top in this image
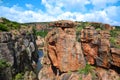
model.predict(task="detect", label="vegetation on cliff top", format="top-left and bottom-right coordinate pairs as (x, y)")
top-left (110, 26), bottom-right (120, 48)
top-left (0, 17), bottom-right (21, 31)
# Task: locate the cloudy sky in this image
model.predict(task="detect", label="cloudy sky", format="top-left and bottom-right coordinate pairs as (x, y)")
top-left (0, 0), bottom-right (120, 26)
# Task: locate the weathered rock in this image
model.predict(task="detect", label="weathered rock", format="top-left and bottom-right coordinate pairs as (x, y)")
top-left (24, 71), bottom-right (37, 80)
top-left (96, 67), bottom-right (120, 80)
top-left (38, 65), bottom-right (56, 80)
top-left (111, 48), bottom-right (120, 67)
top-left (0, 43), bottom-right (14, 65)
top-left (81, 27), bottom-right (98, 64)
top-left (0, 32), bottom-right (12, 43)
top-left (45, 26), bottom-right (85, 72)
top-left (49, 20), bottom-right (76, 28)
top-left (81, 27), bottom-right (111, 68)
top-left (60, 73), bottom-right (79, 80)
top-left (82, 43), bottom-right (98, 64)
top-left (36, 36), bottom-right (44, 49)
top-left (0, 31), bottom-right (38, 79)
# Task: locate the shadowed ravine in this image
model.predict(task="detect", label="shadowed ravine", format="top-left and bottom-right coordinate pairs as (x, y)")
top-left (37, 50), bottom-right (43, 73)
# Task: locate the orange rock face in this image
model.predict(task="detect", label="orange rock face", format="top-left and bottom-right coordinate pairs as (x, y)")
top-left (38, 21), bottom-right (120, 80)
top-left (81, 27), bottom-right (110, 68)
top-left (96, 67), bottom-right (120, 80)
top-left (38, 65), bottom-right (56, 80)
top-left (82, 43), bottom-right (98, 64)
top-left (111, 48), bottom-right (120, 67)
top-left (45, 21), bottom-right (85, 72)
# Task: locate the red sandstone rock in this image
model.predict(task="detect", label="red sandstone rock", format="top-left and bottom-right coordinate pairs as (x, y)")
top-left (81, 27), bottom-right (110, 68)
top-left (111, 48), bottom-right (120, 67)
top-left (38, 21), bottom-right (120, 80)
top-left (82, 43), bottom-right (98, 64)
top-left (96, 67), bottom-right (120, 80)
top-left (49, 20), bottom-right (76, 28)
top-left (38, 65), bottom-right (56, 80)
top-left (45, 21), bottom-right (85, 72)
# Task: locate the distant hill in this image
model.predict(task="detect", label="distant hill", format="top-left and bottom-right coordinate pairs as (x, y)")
top-left (0, 17), bottom-right (120, 32)
top-left (0, 17), bottom-right (22, 31)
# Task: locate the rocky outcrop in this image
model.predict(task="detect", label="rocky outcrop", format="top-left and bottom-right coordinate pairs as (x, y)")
top-left (81, 26), bottom-right (111, 68)
top-left (111, 48), bottom-right (120, 67)
top-left (38, 20), bottom-right (86, 80)
top-left (0, 29), bottom-right (38, 80)
top-left (59, 67), bottom-right (120, 80)
top-left (38, 20), bottom-right (120, 80)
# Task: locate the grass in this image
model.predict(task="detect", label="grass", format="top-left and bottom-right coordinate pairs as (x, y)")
top-left (0, 17), bottom-right (20, 31)
top-left (0, 59), bottom-right (10, 69)
top-left (35, 30), bottom-right (48, 38)
top-left (13, 73), bottom-right (24, 80)
top-left (78, 63), bottom-right (95, 75)
top-left (109, 27), bottom-right (120, 48)
top-left (78, 63), bottom-right (95, 80)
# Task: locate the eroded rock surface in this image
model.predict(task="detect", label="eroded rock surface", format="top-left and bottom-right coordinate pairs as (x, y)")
top-left (0, 29), bottom-right (38, 80)
top-left (38, 21), bottom-right (120, 80)
top-left (81, 27), bottom-right (110, 68)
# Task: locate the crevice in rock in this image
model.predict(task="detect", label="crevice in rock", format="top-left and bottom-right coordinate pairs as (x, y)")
top-left (110, 64), bottom-right (120, 74)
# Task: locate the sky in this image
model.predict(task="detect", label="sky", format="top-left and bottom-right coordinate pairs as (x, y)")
top-left (0, 0), bottom-right (120, 26)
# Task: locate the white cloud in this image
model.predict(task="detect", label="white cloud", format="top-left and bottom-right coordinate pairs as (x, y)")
top-left (25, 3), bottom-right (34, 9)
top-left (90, 0), bottom-right (119, 10)
top-left (41, 0), bottom-right (91, 12)
top-left (0, 3), bottom-right (120, 26)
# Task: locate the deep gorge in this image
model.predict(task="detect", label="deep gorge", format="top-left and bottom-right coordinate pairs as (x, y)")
top-left (0, 19), bottom-right (120, 80)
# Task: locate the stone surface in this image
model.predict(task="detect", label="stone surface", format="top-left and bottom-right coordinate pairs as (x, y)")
top-left (96, 67), bottom-right (120, 80)
top-left (38, 21), bottom-right (120, 80)
top-left (45, 27), bottom-right (85, 72)
top-left (49, 20), bottom-right (76, 28)
top-left (60, 73), bottom-right (79, 80)
top-left (81, 27), bottom-right (110, 68)
top-left (0, 32), bottom-right (12, 43)
top-left (0, 30), bottom-right (38, 79)
top-left (111, 48), bottom-right (120, 67)
top-left (36, 36), bottom-right (44, 49)
top-left (38, 65), bottom-right (56, 80)
top-left (24, 71), bottom-right (37, 80)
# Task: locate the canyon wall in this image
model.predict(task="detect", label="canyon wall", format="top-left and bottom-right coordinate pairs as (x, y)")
top-left (38, 20), bottom-right (120, 80)
top-left (0, 28), bottom-right (38, 80)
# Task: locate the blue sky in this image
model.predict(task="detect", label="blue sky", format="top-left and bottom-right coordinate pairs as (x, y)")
top-left (0, 0), bottom-right (120, 26)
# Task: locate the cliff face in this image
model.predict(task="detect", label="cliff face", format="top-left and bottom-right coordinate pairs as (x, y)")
top-left (38, 20), bottom-right (120, 80)
top-left (0, 28), bottom-right (38, 80)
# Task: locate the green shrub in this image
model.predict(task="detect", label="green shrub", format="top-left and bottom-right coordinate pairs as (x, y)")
top-left (0, 59), bottom-right (10, 69)
top-left (110, 27), bottom-right (120, 48)
top-left (96, 28), bottom-right (101, 31)
top-left (35, 30), bottom-right (48, 38)
top-left (0, 23), bottom-right (9, 31)
top-left (0, 17), bottom-right (21, 31)
top-left (78, 63), bottom-right (96, 80)
top-left (110, 30), bottom-right (118, 37)
top-left (78, 63), bottom-right (95, 75)
top-left (110, 37), bottom-right (116, 45)
top-left (14, 73), bottom-right (24, 80)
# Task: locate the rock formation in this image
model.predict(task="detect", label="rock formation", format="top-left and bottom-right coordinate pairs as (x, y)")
top-left (0, 28), bottom-right (38, 80)
top-left (38, 20), bottom-right (120, 80)
top-left (38, 20), bottom-right (86, 80)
